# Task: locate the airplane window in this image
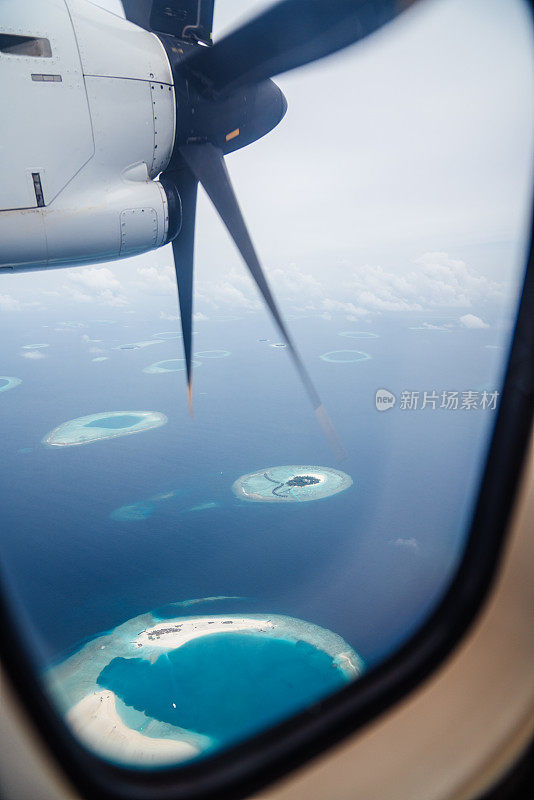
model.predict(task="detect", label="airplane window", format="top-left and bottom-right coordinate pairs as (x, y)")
top-left (0, 0), bottom-right (532, 790)
top-left (0, 34), bottom-right (52, 57)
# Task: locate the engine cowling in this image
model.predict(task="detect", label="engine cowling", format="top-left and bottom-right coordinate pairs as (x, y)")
top-left (0, 0), bottom-right (178, 272)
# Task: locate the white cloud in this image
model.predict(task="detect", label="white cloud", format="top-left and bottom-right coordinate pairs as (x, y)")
top-left (460, 313), bottom-right (490, 329)
top-left (392, 537), bottom-right (420, 552)
top-left (321, 298), bottom-right (370, 317)
top-left (196, 278), bottom-right (260, 311)
top-left (136, 265), bottom-right (175, 294)
top-left (21, 350), bottom-right (46, 360)
top-left (0, 294), bottom-right (21, 311)
top-left (61, 285), bottom-right (93, 304)
top-left (193, 312), bottom-right (209, 321)
top-left (269, 263), bottom-right (323, 299)
top-left (160, 311), bottom-right (179, 321)
top-left (99, 288), bottom-right (128, 307)
top-left (68, 267), bottom-right (121, 291)
top-left (63, 267), bottom-right (128, 306)
top-left (343, 253), bottom-right (503, 314)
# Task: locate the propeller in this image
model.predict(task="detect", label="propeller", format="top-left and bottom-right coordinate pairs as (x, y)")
top-left (159, 0), bottom-right (416, 458)
top-left (185, 0), bottom-right (415, 99)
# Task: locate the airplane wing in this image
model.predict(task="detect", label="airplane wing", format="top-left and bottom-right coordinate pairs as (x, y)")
top-left (121, 0), bottom-right (214, 44)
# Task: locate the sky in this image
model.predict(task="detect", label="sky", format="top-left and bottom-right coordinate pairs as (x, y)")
top-left (1, 0), bottom-right (533, 330)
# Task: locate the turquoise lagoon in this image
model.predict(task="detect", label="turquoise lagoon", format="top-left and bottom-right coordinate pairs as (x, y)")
top-left (46, 607), bottom-right (363, 767)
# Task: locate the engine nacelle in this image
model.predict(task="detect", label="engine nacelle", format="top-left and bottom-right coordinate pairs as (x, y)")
top-left (0, 0), bottom-right (178, 272)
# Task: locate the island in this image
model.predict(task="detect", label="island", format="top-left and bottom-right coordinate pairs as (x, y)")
top-left (0, 376), bottom-right (22, 393)
top-left (320, 350), bottom-right (371, 363)
top-left (232, 465), bottom-right (353, 503)
top-left (194, 350), bottom-right (231, 358)
top-left (42, 411), bottom-right (167, 447)
top-left (339, 331), bottom-right (379, 339)
top-left (143, 358), bottom-right (200, 374)
top-left (115, 340), bottom-right (163, 351)
top-left (45, 607), bottom-right (363, 768)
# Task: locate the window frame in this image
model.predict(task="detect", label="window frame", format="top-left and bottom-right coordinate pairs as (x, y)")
top-left (1, 7), bottom-right (533, 800)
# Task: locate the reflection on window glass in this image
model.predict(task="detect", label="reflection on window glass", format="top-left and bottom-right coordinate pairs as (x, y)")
top-left (1, 0), bottom-right (533, 771)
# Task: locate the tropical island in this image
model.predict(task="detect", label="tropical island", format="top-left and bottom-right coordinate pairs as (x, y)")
top-left (42, 411), bottom-right (167, 447)
top-left (232, 465), bottom-right (353, 503)
top-left (46, 607), bottom-right (363, 768)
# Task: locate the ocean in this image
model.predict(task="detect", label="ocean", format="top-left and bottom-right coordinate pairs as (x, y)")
top-left (0, 304), bottom-right (509, 757)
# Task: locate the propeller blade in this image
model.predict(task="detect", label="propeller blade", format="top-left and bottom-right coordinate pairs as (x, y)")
top-left (169, 166), bottom-right (198, 416)
top-left (179, 142), bottom-right (346, 460)
top-left (185, 0), bottom-right (415, 98)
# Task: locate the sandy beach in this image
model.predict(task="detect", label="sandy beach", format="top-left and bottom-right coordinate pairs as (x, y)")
top-left (67, 690), bottom-right (199, 766)
top-left (136, 616), bottom-right (275, 649)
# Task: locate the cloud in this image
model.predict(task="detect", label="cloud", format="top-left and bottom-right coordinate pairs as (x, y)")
top-left (135, 265), bottom-right (175, 294)
top-left (0, 294), bottom-right (21, 311)
top-left (98, 288), bottom-right (128, 307)
top-left (63, 267), bottom-right (128, 307)
top-left (196, 278), bottom-right (260, 311)
top-left (392, 537), bottom-right (420, 552)
top-left (68, 267), bottom-right (121, 291)
top-left (81, 335), bottom-right (102, 343)
top-left (193, 312), bottom-right (209, 321)
top-left (321, 298), bottom-right (370, 317)
top-left (269, 263), bottom-right (323, 299)
top-left (160, 311), bottom-right (179, 321)
top-left (21, 351), bottom-right (46, 360)
top-left (460, 313), bottom-right (490, 329)
top-left (61, 285), bottom-right (93, 304)
top-left (124, 251), bottom-right (505, 321)
top-left (342, 253), bottom-right (503, 314)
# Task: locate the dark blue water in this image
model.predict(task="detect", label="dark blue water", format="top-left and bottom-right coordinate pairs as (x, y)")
top-left (0, 307), bottom-right (508, 672)
top-left (97, 633), bottom-right (347, 745)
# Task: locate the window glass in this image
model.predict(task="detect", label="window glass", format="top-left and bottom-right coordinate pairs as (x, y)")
top-left (0, 0), bottom-right (532, 771)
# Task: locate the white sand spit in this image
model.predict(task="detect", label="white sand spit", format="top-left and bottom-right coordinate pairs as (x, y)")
top-left (67, 691), bottom-right (199, 766)
top-left (137, 617), bottom-right (274, 649)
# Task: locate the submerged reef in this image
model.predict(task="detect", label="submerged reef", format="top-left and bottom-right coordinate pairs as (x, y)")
top-left (22, 343), bottom-right (49, 350)
top-left (0, 376), bottom-right (22, 393)
top-left (110, 501), bottom-right (155, 522)
top-left (110, 489), bottom-right (181, 522)
top-left (43, 411), bottom-right (167, 447)
top-left (320, 350), bottom-right (371, 363)
top-left (233, 465), bottom-right (353, 503)
top-left (45, 607), bottom-right (363, 768)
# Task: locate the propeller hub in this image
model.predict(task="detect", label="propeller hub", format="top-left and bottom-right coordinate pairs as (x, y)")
top-left (158, 36), bottom-right (287, 163)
